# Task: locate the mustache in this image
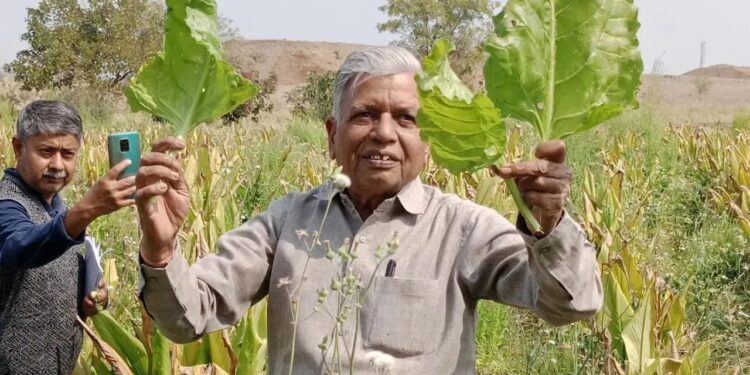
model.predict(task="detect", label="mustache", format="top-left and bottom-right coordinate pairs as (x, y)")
top-left (43, 170), bottom-right (67, 179)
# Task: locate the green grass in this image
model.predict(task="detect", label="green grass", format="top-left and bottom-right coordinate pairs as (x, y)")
top-left (733, 111), bottom-right (750, 131)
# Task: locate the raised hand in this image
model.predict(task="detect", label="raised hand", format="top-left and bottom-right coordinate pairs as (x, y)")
top-left (65, 160), bottom-right (136, 238)
top-left (135, 137), bottom-right (189, 267)
top-left (494, 140), bottom-right (571, 235)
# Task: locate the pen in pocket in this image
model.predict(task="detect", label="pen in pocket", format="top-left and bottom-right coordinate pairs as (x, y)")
top-left (385, 259), bottom-right (396, 277)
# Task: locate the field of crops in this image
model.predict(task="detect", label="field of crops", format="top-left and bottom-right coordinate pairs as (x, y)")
top-left (0, 91), bottom-right (748, 374)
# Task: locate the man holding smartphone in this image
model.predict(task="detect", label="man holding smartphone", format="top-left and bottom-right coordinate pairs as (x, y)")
top-left (0, 100), bottom-right (136, 374)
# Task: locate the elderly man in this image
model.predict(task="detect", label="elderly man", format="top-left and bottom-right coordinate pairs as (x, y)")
top-left (0, 100), bottom-right (136, 374)
top-left (136, 47), bottom-right (602, 374)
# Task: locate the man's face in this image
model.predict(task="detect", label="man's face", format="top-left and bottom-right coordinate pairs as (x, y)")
top-left (326, 73), bottom-right (429, 201)
top-left (12, 133), bottom-right (81, 200)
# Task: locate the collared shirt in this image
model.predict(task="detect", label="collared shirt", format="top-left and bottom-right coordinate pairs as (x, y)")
top-left (0, 168), bottom-right (83, 271)
top-left (140, 179), bottom-right (603, 374)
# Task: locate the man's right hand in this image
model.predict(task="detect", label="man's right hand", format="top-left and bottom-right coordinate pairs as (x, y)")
top-left (65, 159), bottom-right (137, 238)
top-left (135, 137), bottom-right (189, 267)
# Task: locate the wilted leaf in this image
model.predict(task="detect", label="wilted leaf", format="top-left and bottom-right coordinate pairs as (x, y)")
top-left (78, 316), bottom-right (135, 375)
top-left (91, 311), bottom-right (149, 375)
top-left (669, 294), bottom-right (686, 339)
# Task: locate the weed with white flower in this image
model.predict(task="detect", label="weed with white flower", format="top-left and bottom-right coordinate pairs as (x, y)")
top-left (365, 350), bottom-right (395, 374)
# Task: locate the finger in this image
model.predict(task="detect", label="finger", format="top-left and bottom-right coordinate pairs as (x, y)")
top-left (106, 159), bottom-right (132, 180)
top-left (488, 165), bottom-right (501, 177)
top-left (535, 140), bottom-right (566, 163)
top-left (151, 137), bottom-right (186, 153)
top-left (518, 176), bottom-right (568, 194)
top-left (82, 297), bottom-right (96, 313)
top-left (99, 290), bottom-right (109, 308)
top-left (117, 198), bottom-right (136, 207)
top-left (522, 191), bottom-right (566, 211)
top-left (135, 183), bottom-right (169, 201)
top-left (136, 165), bottom-right (181, 188)
top-left (116, 185), bottom-right (137, 200)
top-left (140, 152), bottom-right (183, 171)
top-left (141, 152), bottom-right (182, 170)
top-left (497, 160), bottom-right (570, 179)
top-left (515, 176), bottom-right (533, 192)
top-left (114, 175), bottom-right (136, 189)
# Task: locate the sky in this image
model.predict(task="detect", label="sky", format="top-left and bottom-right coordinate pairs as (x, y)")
top-left (1, 0), bottom-right (749, 75)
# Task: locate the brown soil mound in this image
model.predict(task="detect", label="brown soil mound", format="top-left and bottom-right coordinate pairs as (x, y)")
top-left (684, 64), bottom-right (750, 80)
top-left (225, 39), bottom-right (372, 85)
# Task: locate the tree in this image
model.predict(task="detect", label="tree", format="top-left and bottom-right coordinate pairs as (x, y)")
top-left (222, 70), bottom-right (277, 124)
top-left (377, 0), bottom-right (498, 79)
top-left (286, 71), bottom-right (336, 122)
top-left (4, 0), bottom-right (164, 90)
top-left (218, 14), bottom-right (242, 43)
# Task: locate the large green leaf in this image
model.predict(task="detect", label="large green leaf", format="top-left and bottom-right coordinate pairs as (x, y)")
top-left (622, 282), bottom-right (654, 374)
top-left (181, 331), bottom-right (233, 372)
top-left (599, 267), bottom-right (634, 360)
top-left (150, 326), bottom-right (172, 375)
top-left (233, 300), bottom-right (268, 375)
top-left (124, 0), bottom-right (258, 137)
top-left (416, 38), bottom-right (506, 173)
top-left (689, 343), bottom-right (711, 371)
top-left (91, 311), bottom-right (149, 375)
top-left (484, 0), bottom-right (643, 140)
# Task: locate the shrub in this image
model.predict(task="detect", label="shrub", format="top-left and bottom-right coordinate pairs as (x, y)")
top-left (286, 71), bottom-right (335, 122)
top-left (222, 70), bottom-right (277, 124)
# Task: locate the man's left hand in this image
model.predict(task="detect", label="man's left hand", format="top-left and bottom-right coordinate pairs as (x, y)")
top-left (81, 280), bottom-right (108, 317)
top-left (493, 140), bottom-right (571, 235)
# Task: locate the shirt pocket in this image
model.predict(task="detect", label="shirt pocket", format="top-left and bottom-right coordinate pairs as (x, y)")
top-left (362, 276), bottom-right (443, 356)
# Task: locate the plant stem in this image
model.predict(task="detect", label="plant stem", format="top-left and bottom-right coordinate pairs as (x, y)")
top-left (288, 186), bottom-right (337, 375)
top-left (506, 178), bottom-right (543, 235)
top-left (349, 304), bottom-right (360, 375)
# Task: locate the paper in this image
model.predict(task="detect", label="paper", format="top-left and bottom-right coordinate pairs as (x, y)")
top-left (84, 236), bottom-right (103, 296)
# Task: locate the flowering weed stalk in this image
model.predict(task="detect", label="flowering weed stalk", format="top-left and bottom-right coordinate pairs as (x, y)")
top-left (283, 167), bottom-right (350, 375)
top-left (365, 351), bottom-right (395, 375)
top-left (317, 232), bottom-right (399, 374)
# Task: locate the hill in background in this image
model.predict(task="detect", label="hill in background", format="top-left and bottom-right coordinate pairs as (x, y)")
top-left (2, 40), bottom-right (748, 126)
top-left (225, 40), bottom-right (750, 126)
top-left (684, 64), bottom-right (750, 80)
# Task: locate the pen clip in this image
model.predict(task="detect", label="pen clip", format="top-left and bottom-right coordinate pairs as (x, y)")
top-left (385, 259), bottom-right (397, 277)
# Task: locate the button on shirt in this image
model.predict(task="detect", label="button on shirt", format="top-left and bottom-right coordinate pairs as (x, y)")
top-left (140, 178), bottom-right (603, 374)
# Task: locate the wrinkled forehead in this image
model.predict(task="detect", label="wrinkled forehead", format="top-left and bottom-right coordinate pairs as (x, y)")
top-left (24, 132), bottom-right (82, 148)
top-left (346, 73), bottom-right (420, 109)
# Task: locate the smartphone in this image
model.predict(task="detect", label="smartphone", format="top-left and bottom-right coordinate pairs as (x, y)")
top-left (107, 132), bottom-right (141, 179)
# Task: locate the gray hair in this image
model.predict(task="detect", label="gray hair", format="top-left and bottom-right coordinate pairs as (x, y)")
top-left (16, 100), bottom-right (83, 142)
top-left (333, 46), bottom-right (422, 125)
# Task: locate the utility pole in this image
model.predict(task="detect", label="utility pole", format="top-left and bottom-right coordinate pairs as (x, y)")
top-left (700, 41), bottom-right (706, 68)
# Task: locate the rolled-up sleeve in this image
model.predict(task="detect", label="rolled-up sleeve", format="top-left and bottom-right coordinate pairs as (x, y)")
top-left (139, 201), bottom-right (283, 343)
top-left (458, 209), bottom-right (602, 326)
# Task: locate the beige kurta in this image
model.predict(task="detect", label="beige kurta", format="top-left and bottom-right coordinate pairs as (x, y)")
top-left (139, 178), bottom-right (602, 374)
